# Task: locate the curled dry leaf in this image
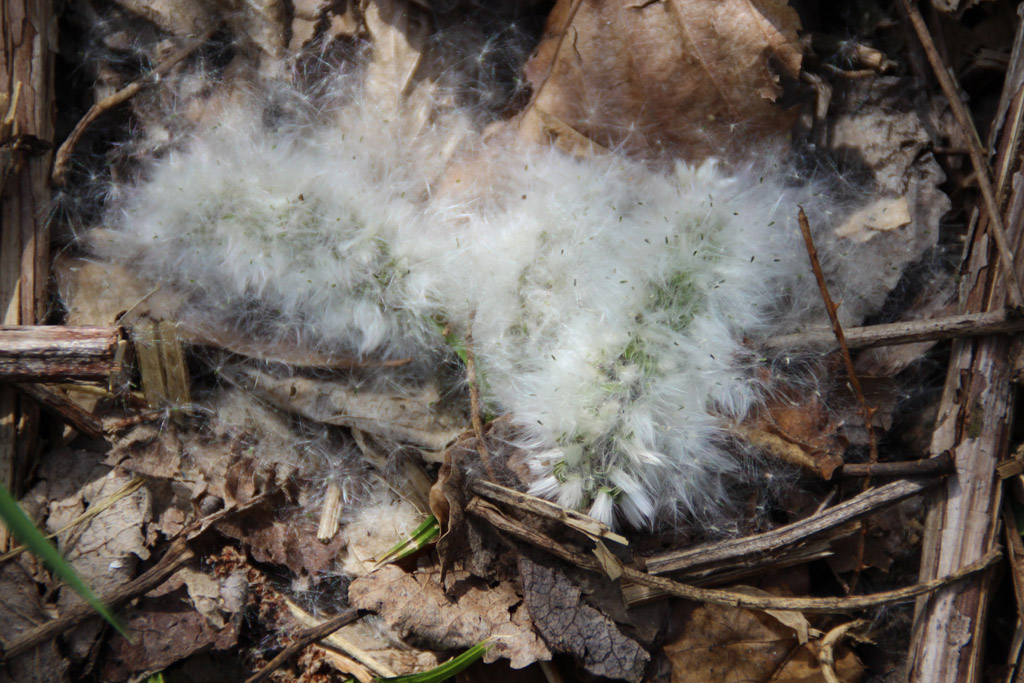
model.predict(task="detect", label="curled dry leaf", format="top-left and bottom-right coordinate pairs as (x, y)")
top-left (518, 0), bottom-right (803, 160)
top-left (349, 563), bottom-right (552, 670)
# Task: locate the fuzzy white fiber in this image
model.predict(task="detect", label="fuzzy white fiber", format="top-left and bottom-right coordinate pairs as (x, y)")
top-left (96, 77), bottom-right (901, 528)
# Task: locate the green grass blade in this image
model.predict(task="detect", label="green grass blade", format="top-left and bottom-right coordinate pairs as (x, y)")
top-left (377, 640), bottom-right (491, 682)
top-left (373, 515), bottom-right (440, 569)
top-left (0, 483), bottom-right (128, 637)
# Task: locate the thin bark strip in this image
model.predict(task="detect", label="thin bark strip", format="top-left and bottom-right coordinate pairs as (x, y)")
top-left (0, 326), bottom-right (123, 381)
top-left (764, 309), bottom-right (1024, 352)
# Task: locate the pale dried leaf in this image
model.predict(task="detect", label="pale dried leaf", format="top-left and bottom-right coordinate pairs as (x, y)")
top-left (834, 197), bottom-right (912, 243)
top-left (519, 0), bottom-right (803, 160)
top-left (349, 564), bottom-right (552, 669)
top-left (228, 366), bottom-right (466, 451)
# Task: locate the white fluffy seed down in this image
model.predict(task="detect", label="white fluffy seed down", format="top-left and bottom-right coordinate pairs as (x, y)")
top-left (97, 80), bottom-right (893, 528)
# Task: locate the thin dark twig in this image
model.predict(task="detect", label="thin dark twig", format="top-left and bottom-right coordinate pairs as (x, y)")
top-left (899, 0), bottom-right (1023, 309)
top-left (245, 607), bottom-right (366, 683)
top-left (798, 208), bottom-right (877, 593)
top-left (52, 25), bottom-right (219, 186)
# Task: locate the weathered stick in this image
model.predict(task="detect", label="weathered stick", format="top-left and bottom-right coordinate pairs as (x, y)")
top-left (14, 383), bottom-right (104, 438)
top-left (644, 476), bottom-right (938, 577)
top-left (0, 326), bottom-right (123, 382)
top-left (764, 309), bottom-right (1024, 352)
top-left (245, 607), bottom-right (366, 683)
top-left (469, 498), bottom-right (999, 613)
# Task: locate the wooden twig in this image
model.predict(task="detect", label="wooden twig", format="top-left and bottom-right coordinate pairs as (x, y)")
top-left (0, 536), bottom-right (194, 660)
top-left (0, 326), bottom-right (123, 382)
top-left (468, 497), bottom-right (1000, 613)
top-left (51, 26), bottom-right (219, 186)
top-left (838, 452), bottom-right (954, 479)
top-left (245, 607), bottom-right (366, 683)
top-left (797, 209), bottom-right (878, 465)
top-left (900, 0), bottom-right (1024, 309)
top-left (644, 477), bottom-right (939, 576)
top-left (798, 207), bottom-right (879, 592)
top-left (819, 620), bottom-right (868, 683)
top-left (764, 309), bottom-right (1024, 352)
top-left (14, 383), bottom-right (104, 438)
top-left (471, 479), bottom-right (628, 546)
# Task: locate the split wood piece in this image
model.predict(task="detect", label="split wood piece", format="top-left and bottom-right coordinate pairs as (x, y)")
top-left (51, 25), bottom-right (219, 186)
top-left (468, 498), bottom-right (999, 613)
top-left (0, 536), bottom-right (194, 660)
top-left (133, 320), bottom-right (191, 408)
top-left (13, 383), bottom-right (103, 439)
top-left (904, 5), bottom-right (1024, 680)
top-left (1, 0), bottom-right (56, 526)
top-left (0, 326), bottom-right (123, 382)
top-left (471, 479), bottom-right (628, 546)
top-left (838, 452), bottom-right (954, 479)
top-left (245, 607), bottom-right (366, 683)
top-left (764, 309), bottom-right (1024, 353)
top-left (316, 482), bottom-right (344, 542)
top-left (644, 477), bottom-right (939, 577)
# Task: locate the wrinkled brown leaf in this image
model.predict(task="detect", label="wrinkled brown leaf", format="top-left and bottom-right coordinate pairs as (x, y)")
top-left (349, 563), bottom-right (552, 670)
top-left (518, 554), bottom-right (648, 682)
top-left (665, 601), bottom-right (864, 682)
top-left (519, 0), bottom-right (803, 160)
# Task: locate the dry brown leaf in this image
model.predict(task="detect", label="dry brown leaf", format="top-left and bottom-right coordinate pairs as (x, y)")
top-left (518, 554), bottom-right (648, 682)
top-left (349, 563), bottom-right (552, 670)
top-left (749, 387), bottom-right (845, 479)
top-left (20, 447), bottom-right (153, 661)
top-left (665, 601), bottom-right (864, 682)
top-left (102, 584), bottom-right (240, 682)
top-left (518, 0), bottom-right (803, 160)
top-left (0, 562), bottom-right (70, 683)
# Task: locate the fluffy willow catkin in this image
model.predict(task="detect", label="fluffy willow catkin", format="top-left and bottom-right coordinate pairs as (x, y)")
top-left (93, 77), bottom-right (899, 528)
